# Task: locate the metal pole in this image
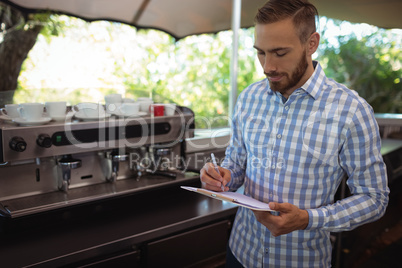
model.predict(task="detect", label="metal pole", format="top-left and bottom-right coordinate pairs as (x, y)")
top-left (229, 0), bottom-right (241, 120)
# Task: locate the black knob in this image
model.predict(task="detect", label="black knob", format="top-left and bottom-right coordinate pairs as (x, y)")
top-left (9, 136), bottom-right (27, 152)
top-left (37, 134), bottom-right (52, 148)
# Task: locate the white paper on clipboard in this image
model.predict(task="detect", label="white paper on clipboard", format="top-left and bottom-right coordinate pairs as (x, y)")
top-left (181, 186), bottom-right (273, 211)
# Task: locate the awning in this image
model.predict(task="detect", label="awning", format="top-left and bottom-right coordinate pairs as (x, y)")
top-left (2, 0), bottom-right (401, 40)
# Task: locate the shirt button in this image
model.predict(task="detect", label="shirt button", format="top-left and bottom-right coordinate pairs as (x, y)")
top-left (271, 165), bottom-right (276, 169)
top-left (265, 248), bottom-right (269, 254)
top-left (277, 134), bottom-right (282, 139)
top-left (285, 106), bottom-right (289, 110)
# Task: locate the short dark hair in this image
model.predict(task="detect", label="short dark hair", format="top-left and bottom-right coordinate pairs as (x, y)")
top-left (254, 0), bottom-right (318, 43)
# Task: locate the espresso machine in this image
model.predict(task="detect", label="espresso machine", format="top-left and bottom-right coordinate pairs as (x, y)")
top-left (0, 105), bottom-right (241, 268)
top-left (0, 106), bottom-right (195, 222)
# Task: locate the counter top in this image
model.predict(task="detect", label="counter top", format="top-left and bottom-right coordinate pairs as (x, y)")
top-left (381, 138), bottom-right (402, 155)
top-left (0, 178), bottom-right (238, 267)
top-left (375, 113), bottom-right (402, 126)
top-left (185, 128), bottom-right (231, 153)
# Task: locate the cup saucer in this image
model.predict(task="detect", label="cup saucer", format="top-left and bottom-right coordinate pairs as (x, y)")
top-left (0, 114), bottom-right (13, 121)
top-left (112, 111), bottom-right (147, 117)
top-left (74, 112), bottom-right (111, 121)
top-left (51, 111), bottom-right (75, 121)
top-left (13, 117), bottom-right (52, 126)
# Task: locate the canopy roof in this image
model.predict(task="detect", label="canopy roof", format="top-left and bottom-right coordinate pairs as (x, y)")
top-left (2, 0), bottom-right (401, 40)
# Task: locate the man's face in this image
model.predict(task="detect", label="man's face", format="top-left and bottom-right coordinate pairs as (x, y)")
top-left (254, 18), bottom-right (311, 98)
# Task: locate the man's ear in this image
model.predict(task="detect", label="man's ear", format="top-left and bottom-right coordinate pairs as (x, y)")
top-left (308, 32), bottom-right (320, 56)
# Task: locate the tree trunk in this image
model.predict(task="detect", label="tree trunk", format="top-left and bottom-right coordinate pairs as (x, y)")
top-left (0, 90), bottom-right (15, 107)
top-left (0, 4), bottom-right (43, 106)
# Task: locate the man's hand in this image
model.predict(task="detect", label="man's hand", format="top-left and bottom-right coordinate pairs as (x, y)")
top-left (200, 163), bottom-right (231, 192)
top-left (252, 202), bottom-right (309, 236)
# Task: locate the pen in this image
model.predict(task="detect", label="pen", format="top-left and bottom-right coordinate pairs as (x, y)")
top-left (211, 153), bottom-right (225, 191)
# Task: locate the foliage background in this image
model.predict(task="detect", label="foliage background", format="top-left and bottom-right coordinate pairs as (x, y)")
top-left (12, 16), bottom-right (402, 128)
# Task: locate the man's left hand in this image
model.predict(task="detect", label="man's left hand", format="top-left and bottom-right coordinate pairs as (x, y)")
top-left (252, 202), bottom-right (309, 237)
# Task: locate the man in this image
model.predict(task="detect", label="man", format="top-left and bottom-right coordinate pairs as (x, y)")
top-left (200, 0), bottom-right (389, 267)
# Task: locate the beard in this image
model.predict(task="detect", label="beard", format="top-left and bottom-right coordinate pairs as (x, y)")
top-left (266, 50), bottom-right (309, 95)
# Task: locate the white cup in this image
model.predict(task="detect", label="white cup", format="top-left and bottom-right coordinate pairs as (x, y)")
top-left (45, 101), bottom-right (67, 119)
top-left (74, 102), bottom-right (105, 118)
top-left (104, 93), bottom-right (122, 103)
top-left (119, 103), bottom-right (140, 115)
top-left (138, 100), bottom-right (154, 112)
top-left (18, 103), bottom-right (45, 121)
top-left (105, 94), bottom-right (122, 113)
top-left (163, 104), bottom-right (177, 116)
top-left (0, 104), bottom-right (20, 118)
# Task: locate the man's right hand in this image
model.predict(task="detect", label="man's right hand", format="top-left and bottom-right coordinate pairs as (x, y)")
top-left (200, 163), bottom-right (231, 192)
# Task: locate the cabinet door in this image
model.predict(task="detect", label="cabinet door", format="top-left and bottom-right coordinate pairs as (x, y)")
top-left (146, 220), bottom-right (230, 267)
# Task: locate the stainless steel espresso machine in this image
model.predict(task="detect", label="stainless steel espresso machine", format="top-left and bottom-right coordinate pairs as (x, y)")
top-left (0, 107), bottom-right (196, 220)
top-left (0, 106), bottom-right (239, 268)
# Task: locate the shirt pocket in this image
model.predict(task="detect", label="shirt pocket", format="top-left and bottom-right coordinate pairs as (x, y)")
top-left (302, 107), bottom-right (342, 167)
top-left (243, 115), bottom-right (272, 157)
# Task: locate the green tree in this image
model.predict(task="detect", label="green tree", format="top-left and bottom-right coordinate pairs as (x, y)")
top-left (318, 30), bottom-right (402, 113)
top-left (0, 3), bottom-right (65, 106)
top-left (11, 14), bottom-right (401, 128)
top-left (118, 28), bottom-right (261, 128)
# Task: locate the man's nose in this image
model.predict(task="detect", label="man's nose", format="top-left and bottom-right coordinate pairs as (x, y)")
top-left (263, 55), bottom-right (277, 73)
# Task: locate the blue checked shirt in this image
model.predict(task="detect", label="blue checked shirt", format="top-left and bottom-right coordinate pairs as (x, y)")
top-left (222, 61), bottom-right (389, 267)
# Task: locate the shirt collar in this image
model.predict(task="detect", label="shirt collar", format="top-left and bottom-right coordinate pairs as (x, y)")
top-left (299, 61), bottom-right (326, 100)
top-left (266, 61), bottom-right (327, 100)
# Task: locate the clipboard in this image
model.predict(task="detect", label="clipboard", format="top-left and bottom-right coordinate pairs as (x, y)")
top-left (181, 186), bottom-right (273, 211)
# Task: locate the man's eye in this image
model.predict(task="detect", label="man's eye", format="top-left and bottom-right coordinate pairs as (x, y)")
top-left (276, 52), bottom-right (286, 57)
top-left (257, 51), bottom-right (265, 55)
